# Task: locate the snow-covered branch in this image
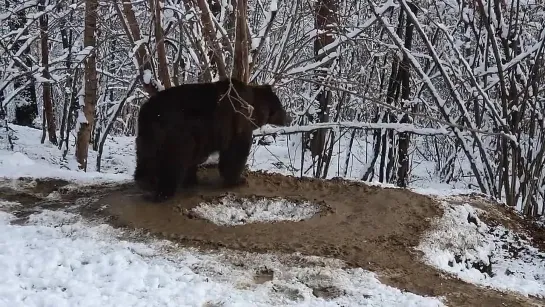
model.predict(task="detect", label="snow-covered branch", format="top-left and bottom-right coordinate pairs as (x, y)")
top-left (253, 122), bottom-right (450, 137)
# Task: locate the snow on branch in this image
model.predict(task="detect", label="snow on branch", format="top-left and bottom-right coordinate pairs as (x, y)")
top-left (253, 120), bottom-right (517, 141)
top-left (284, 51), bottom-right (340, 75)
top-left (250, 0), bottom-right (279, 61)
top-left (376, 0), bottom-right (498, 194)
top-left (0, 0), bottom-right (37, 21)
top-left (475, 35), bottom-right (545, 78)
top-left (253, 122), bottom-right (450, 137)
top-left (431, 21), bottom-right (507, 130)
top-left (0, 80), bottom-right (33, 109)
top-left (74, 46), bottom-right (95, 62)
top-left (96, 77), bottom-right (140, 172)
top-left (313, 0), bottom-right (397, 59)
top-left (279, 75), bottom-right (516, 143)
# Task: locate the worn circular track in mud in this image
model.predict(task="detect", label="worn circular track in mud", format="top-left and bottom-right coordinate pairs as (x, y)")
top-left (91, 169), bottom-right (438, 260)
top-left (74, 168), bottom-right (542, 307)
top-left (3, 170), bottom-right (543, 306)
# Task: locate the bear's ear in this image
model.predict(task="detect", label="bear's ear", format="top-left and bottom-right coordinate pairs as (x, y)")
top-left (262, 84), bottom-right (274, 92)
top-left (251, 83), bottom-right (273, 91)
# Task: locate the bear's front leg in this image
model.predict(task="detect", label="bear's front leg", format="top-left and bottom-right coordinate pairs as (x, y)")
top-left (182, 165), bottom-right (198, 187)
top-left (219, 134), bottom-right (252, 188)
top-left (155, 164), bottom-right (184, 202)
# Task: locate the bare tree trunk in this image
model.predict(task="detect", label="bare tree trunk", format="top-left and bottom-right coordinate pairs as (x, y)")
top-left (310, 0), bottom-right (337, 177)
top-left (6, 0), bottom-right (38, 127)
top-left (233, 0), bottom-right (250, 82)
top-left (195, 0), bottom-right (228, 79)
top-left (115, 0), bottom-right (159, 95)
top-left (379, 10), bottom-right (404, 183)
top-left (0, 91), bottom-right (14, 150)
top-left (150, 0), bottom-right (172, 88)
top-left (203, 0), bottom-right (224, 80)
top-left (396, 3), bottom-right (418, 187)
top-left (38, 0), bottom-right (58, 145)
top-left (58, 0), bottom-right (76, 150)
top-left (96, 78), bottom-right (139, 172)
top-left (62, 70), bottom-right (81, 159)
top-left (248, 1), bottom-right (278, 73)
top-left (75, 0), bottom-right (98, 170)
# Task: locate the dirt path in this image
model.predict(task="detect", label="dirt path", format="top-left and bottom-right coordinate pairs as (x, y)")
top-left (1, 170), bottom-right (543, 306)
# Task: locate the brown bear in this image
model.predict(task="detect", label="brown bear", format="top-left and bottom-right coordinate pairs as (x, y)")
top-left (182, 83), bottom-right (291, 187)
top-left (134, 78), bottom-right (288, 202)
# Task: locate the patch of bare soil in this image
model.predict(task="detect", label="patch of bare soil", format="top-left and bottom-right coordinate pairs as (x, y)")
top-left (1, 170), bottom-right (543, 307)
top-left (0, 177), bottom-right (68, 204)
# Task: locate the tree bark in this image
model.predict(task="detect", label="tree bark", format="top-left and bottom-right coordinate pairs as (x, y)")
top-left (116, 0), bottom-right (159, 95)
top-left (38, 0), bottom-right (58, 145)
top-left (310, 0), bottom-right (337, 176)
top-left (58, 0), bottom-right (76, 150)
top-left (75, 0), bottom-right (98, 170)
top-left (195, 0), bottom-right (227, 79)
top-left (6, 0), bottom-right (38, 127)
top-left (396, 3), bottom-right (418, 187)
top-left (233, 0), bottom-right (250, 82)
top-left (150, 0), bottom-right (172, 88)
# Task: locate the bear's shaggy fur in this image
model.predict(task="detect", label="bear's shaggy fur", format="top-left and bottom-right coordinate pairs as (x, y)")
top-left (134, 78), bottom-right (288, 202)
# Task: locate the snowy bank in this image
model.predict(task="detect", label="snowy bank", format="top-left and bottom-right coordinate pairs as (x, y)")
top-left (0, 151), bottom-right (131, 184)
top-left (417, 202), bottom-right (545, 298)
top-left (0, 205), bottom-right (446, 307)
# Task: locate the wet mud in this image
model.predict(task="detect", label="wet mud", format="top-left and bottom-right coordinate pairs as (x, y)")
top-left (1, 169), bottom-right (543, 306)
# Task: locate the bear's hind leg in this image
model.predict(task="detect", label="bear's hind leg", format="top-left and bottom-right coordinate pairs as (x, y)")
top-left (154, 134), bottom-right (192, 202)
top-left (218, 135), bottom-right (252, 188)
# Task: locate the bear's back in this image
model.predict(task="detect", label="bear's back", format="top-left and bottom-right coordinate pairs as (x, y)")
top-left (152, 82), bottom-right (220, 117)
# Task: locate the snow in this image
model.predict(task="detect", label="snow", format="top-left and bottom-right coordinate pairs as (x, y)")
top-left (0, 151), bottom-right (128, 184)
top-left (142, 69), bottom-right (153, 84)
top-left (285, 51), bottom-right (340, 75)
top-left (417, 202), bottom-right (545, 298)
top-left (251, 37), bottom-right (261, 50)
top-left (269, 0), bottom-right (278, 11)
top-left (0, 126), bottom-right (131, 184)
top-left (254, 122), bottom-right (450, 136)
top-left (77, 109), bottom-right (88, 125)
top-left (191, 194), bottom-right (320, 226)
top-left (0, 207), bottom-right (446, 307)
top-left (74, 46), bottom-right (94, 62)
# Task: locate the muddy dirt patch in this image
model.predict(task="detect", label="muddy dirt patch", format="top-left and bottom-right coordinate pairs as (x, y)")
top-left (89, 170), bottom-right (438, 261)
top-left (0, 177), bottom-right (70, 205)
top-left (68, 169), bottom-right (540, 306)
top-left (1, 170), bottom-right (543, 306)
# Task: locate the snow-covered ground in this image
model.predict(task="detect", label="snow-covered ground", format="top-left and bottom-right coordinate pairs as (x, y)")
top-left (418, 202), bottom-right (545, 298)
top-left (191, 194), bottom-right (321, 226)
top-left (0, 204), bottom-right (446, 307)
top-left (0, 124), bottom-right (543, 305)
top-left (0, 126), bottom-right (131, 185)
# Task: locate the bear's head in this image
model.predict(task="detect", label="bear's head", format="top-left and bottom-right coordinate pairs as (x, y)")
top-left (251, 84), bottom-right (290, 128)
